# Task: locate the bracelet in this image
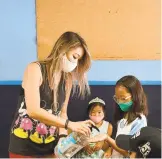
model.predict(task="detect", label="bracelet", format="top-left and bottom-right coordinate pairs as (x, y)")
top-left (59, 134), bottom-right (67, 138)
top-left (65, 119), bottom-right (69, 130)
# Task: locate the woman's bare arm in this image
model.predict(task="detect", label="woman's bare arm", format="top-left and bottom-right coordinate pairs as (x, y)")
top-left (22, 63), bottom-right (93, 135)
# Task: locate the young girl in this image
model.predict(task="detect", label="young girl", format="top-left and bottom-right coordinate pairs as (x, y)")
top-left (75, 97), bottom-right (113, 158)
top-left (89, 75), bottom-right (148, 158)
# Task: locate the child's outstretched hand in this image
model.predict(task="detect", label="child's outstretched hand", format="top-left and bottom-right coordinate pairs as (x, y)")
top-left (88, 134), bottom-right (108, 143)
top-left (92, 141), bottom-right (104, 151)
top-left (103, 151), bottom-right (112, 158)
top-left (103, 148), bottom-right (112, 158)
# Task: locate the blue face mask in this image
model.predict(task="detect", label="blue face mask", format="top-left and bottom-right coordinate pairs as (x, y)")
top-left (118, 101), bottom-right (133, 112)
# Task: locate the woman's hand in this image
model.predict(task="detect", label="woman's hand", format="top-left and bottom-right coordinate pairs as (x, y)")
top-left (68, 120), bottom-right (95, 136)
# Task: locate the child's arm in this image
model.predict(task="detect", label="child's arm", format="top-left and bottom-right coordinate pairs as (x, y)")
top-left (93, 122), bottom-right (113, 152)
top-left (102, 123), bottom-right (113, 157)
top-left (102, 123), bottom-right (113, 150)
top-left (92, 141), bottom-right (104, 152)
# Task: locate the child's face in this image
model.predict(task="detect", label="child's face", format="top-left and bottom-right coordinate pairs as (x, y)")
top-left (90, 105), bottom-right (104, 116)
top-left (114, 85), bottom-right (132, 104)
top-left (89, 105), bottom-right (104, 124)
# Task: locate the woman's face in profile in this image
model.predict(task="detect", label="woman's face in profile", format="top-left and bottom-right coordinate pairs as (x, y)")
top-left (66, 46), bottom-right (84, 63)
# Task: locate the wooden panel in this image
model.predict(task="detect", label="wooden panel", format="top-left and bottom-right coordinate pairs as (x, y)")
top-left (36, 0), bottom-right (161, 60)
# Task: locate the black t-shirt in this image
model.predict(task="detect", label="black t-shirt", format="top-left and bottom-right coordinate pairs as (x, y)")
top-left (9, 63), bottom-right (65, 156)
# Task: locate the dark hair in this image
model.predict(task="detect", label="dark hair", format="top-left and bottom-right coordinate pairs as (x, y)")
top-left (114, 75), bottom-right (148, 124)
top-left (87, 102), bottom-right (106, 117)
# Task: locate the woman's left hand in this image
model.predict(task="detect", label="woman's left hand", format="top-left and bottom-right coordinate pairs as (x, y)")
top-left (68, 120), bottom-right (95, 136)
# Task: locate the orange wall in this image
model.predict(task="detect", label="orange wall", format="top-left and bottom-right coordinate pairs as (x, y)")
top-left (36, 0), bottom-right (161, 60)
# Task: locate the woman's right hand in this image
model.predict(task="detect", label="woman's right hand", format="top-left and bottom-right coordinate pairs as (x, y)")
top-left (68, 120), bottom-right (94, 136)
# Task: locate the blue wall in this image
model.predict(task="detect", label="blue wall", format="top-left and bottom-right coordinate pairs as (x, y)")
top-left (88, 60), bottom-right (161, 85)
top-left (0, 0), bottom-right (37, 81)
top-left (0, 0), bottom-right (161, 85)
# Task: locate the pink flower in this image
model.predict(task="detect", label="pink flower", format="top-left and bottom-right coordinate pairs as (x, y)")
top-left (20, 118), bottom-right (33, 131)
top-left (49, 126), bottom-right (56, 135)
top-left (36, 123), bottom-right (48, 135)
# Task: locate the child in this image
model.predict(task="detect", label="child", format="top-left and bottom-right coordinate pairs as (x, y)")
top-left (89, 75), bottom-right (148, 158)
top-left (75, 97), bottom-right (113, 158)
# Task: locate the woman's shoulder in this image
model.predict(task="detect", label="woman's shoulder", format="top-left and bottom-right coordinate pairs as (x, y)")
top-left (26, 62), bottom-right (41, 71)
top-left (22, 62), bottom-right (43, 88)
top-left (24, 62), bottom-right (43, 80)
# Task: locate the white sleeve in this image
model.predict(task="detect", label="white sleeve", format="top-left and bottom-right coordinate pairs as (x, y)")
top-left (129, 116), bottom-right (147, 135)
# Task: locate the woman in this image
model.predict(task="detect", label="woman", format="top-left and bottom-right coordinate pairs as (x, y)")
top-left (89, 75), bottom-right (148, 158)
top-left (9, 31), bottom-right (94, 158)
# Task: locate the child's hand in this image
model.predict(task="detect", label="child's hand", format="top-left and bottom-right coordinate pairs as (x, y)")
top-left (103, 148), bottom-right (112, 158)
top-left (92, 141), bottom-right (104, 152)
top-left (103, 151), bottom-right (112, 158)
top-left (83, 145), bottom-right (94, 155)
top-left (88, 134), bottom-right (108, 143)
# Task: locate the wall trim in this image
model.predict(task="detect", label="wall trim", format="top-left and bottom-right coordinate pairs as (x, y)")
top-left (0, 80), bottom-right (161, 85)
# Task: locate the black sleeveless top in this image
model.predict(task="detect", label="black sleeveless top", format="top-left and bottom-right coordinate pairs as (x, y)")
top-left (9, 63), bottom-right (66, 156)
